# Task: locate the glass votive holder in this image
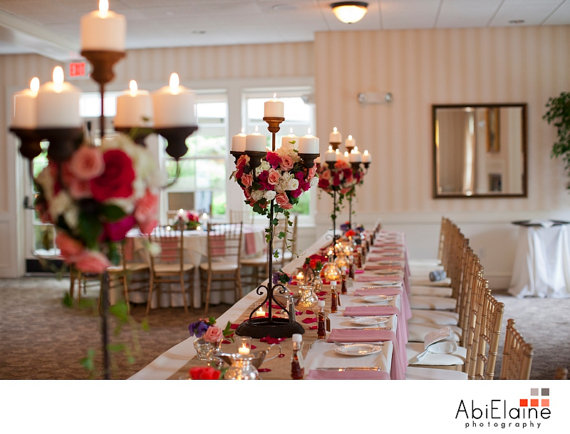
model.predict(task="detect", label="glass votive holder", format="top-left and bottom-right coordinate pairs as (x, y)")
top-left (237, 336), bottom-right (251, 356)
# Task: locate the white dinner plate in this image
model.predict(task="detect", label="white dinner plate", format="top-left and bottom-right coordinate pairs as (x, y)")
top-left (361, 295), bottom-right (391, 304)
top-left (351, 316), bottom-right (390, 327)
top-left (334, 343), bottom-right (383, 357)
top-left (374, 270), bottom-right (401, 275)
top-left (361, 283), bottom-right (400, 288)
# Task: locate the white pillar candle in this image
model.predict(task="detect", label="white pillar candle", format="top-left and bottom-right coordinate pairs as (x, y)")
top-left (335, 149), bottom-right (341, 161)
top-left (114, 80), bottom-right (152, 128)
top-left (36, 67), bottom-right (81, 128)
top-left (345, 134), bottom-right (356, 149)
top-left (329, 126), bottom-right (342, 143)
top-left (343, 151), bottom-right (350, 163)
top-left (349, 146), bottom-right (362, 163)
top-left (264, 94), bottom-right (284, 118)
top-left (298, 133), bottom-right (319, 154)
top-left (12, 77), bottom-right (40, 128)
top-left (245, 132), bottom-right (266, 152)
top-left (363, 149), bottom-right (371, 163)
top-left (231, 132), bottom-right (247, 152)
top-left (151, 73), bottom-right (196, 128)
top-left (281, 133), bottom-right (298, 149)
top-left (80, 0), bottom-right (126, 51)
top-left (324, 145), bottom-right (336, 162)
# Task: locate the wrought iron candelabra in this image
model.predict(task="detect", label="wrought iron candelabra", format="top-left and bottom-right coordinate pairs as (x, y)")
top-left (233, 118), bottom-right (318, 339)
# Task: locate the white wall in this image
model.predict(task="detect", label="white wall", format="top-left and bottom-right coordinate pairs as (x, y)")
top-left (314, 26), bottom-right (570, 289)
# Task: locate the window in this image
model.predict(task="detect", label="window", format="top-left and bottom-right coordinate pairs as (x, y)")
top-left (242, 87), bottom-right (315, 220)
top-left (163, 91), bottom-right (228, 218)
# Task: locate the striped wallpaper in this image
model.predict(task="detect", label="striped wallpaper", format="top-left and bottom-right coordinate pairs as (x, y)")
top-left (314, 26), bottom-right (570, 217)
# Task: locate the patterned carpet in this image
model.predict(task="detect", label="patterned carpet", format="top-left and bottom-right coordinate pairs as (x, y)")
top-left (0, 278), bottom-right (568, 380)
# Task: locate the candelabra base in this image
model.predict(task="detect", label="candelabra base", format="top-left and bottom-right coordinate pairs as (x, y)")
top-left (235, 317), bottom-right (305, 339)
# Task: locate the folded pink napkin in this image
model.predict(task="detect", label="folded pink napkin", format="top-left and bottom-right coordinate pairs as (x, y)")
top-left (354, 287), bottom-right (400, 297)
top-left (343, 305), bottom-right (399, 317)
top-left (356, 274), bottom-right (401, 282)
top-left (327, 328), bottom-right (396, 342)
top-left (306, 370), bottom-right (390, 380)
top-left (364, 264), bottom-right (404, 271)
top-left (367, 255), bottom-right (404, 262)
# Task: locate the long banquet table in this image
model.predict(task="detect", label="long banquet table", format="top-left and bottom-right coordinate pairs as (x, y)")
top-left (130, 228), bottom-right (411, 380)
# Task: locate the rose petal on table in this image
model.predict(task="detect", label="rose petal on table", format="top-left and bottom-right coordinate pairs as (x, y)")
top-left (221, 339), bottom-right (232, 345)
top-left (305, 310), bottom-right (314, 315)
top-left (278, 353), bottom-right (285, 358)
top-left (258, 368), bottom-right (271, 373)
top-left (250, 344), bottom-right (257, 350)
top-left (296, 311), bottom-right (303, 316)
top-left (309, 326), bottom-right (318, 330)
top-left (230, 323), bottom-right (240, 330)
top-left (302, 317), bottom-right (317, 324)
top-left (316, 291), bottom-right (328, 296)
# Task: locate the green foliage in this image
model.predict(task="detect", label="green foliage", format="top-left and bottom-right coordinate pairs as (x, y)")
top-left (544, 92), bottom-right (570, 189)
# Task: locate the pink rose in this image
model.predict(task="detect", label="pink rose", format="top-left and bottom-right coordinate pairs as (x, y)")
top-left (308, 164), bottom-right (317, 179)
top-left (267, 169), bottom-right (280, 185)
top-left (275, 192), bottom-right (293, 209)
top-left (135, 190), bottom-right (158, 226)
top-left (241, 173), bottom-right (253, 188)
top-left (203, 326), bottom-right (223, 343)
top-left (139, 218), bottom-right (157, 235)
top-left (55, 232), bottom-right (84, 261)
top-left (236, 154), bottom-right (250, 170)
top-left (69, 146), bottom-right (104, 181)
top-left (243, 188), bottom-right (251, 200)
top-left (280, 155), bottom-right (294, 171)
top-left (320, 169), bottom-right (331, 180)
top-left (74, 250), bottom-right (111, 274)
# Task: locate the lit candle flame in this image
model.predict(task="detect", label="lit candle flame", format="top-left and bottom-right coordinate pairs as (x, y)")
top-left (99, 0), bottom-right (109, 18)
top-left (53, 66), bottom-right (64, 93)
top-left (169, 72), bottom-right (180, 95)
top-left (328, 145), bottom-right (333, 151)
top-left (333, 126), bottom-right (338, 133)
top-left (353, 146), bottom-right (359, 152)
top-left (364, 150), bottom-right (369, 155)
top-left (29, 77), bottom-right (40, 96)
top-left (348, 134), bottom-right (353, 140)
top-left (344, 151), bottom-right (349, 157)
top-left (129, 80), bottom-right (138, 97)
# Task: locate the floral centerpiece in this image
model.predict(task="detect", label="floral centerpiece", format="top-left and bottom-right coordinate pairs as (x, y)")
top-left (175, 210), bottom-right (200, 230)
top-left (189, 317), bottom-right (233, 342)
top-left (317, 159), bottom-right (365, 206)
top-left (230, 142), bottom-right (317, 245)
top-left (34, 134), bottom-right (161, 273)
top-left (303, 253), bottom-right (326, 273)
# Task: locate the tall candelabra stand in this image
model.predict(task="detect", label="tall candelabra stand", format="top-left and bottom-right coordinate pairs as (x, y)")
top-left (234, 118), bottom-right (318, 339)
top-left (347, 161), bottom-right (370, 228)
top-left (9, 50), bottom-right (198, 379)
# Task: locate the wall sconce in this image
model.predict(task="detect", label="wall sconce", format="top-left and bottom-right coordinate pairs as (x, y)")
top-left (330, 2), bottom-right (368, 24)
top-left (357, 92), bottom-right (393, 105)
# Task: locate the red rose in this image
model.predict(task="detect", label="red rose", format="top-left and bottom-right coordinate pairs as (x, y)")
top-left (189, 366), bottom-right (221, 380)
top-left (103, 215), bottom-right (136, 242)
top-left (90, 149), bottom-right (135, 202)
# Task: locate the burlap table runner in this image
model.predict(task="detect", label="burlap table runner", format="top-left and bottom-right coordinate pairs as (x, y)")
top-left (168, 285), bottom-right (330, 380)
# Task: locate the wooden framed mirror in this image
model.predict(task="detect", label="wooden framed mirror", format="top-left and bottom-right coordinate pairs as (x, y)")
top-left (432, 103), bottom-right (527, 198)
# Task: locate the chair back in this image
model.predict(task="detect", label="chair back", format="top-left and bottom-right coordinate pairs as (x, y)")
top-left (500, 319), bottom-right (533, 380)
top-left (206, 222), bottom-right (243, 266)
top-left (148, 224), bottom-right (185, 271)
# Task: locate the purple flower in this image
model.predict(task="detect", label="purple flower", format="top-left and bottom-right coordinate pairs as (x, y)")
top-left (340, 222), bottom-right (351, 232)
top-left (188, 320), bottom-right (209, 338)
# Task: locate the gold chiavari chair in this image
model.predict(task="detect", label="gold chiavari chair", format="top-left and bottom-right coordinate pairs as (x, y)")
top-left (200, 222), bottom-right (243, 314)
top-left (147, 224), bottom-right (193, 315)
top-left (106, 239), bottom-right (151, 313)
top-left (499, 319), bottom-right (533, 380)
top-left (465, 285), bottom-right (504, 380)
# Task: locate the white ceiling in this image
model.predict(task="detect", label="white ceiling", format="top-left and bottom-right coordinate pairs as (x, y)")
top-left (0, 0), bottom-right (568, 60)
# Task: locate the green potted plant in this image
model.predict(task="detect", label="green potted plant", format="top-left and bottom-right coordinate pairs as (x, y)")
top-left (543, 91), bottom-right (570, 189)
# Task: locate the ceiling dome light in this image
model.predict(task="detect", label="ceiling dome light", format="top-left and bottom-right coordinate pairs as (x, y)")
top-left (330, 1), bottom-right (368, 24)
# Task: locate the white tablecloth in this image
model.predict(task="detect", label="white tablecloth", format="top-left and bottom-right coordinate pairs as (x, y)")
top-left (508, 224), bottom-right (570, 298)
